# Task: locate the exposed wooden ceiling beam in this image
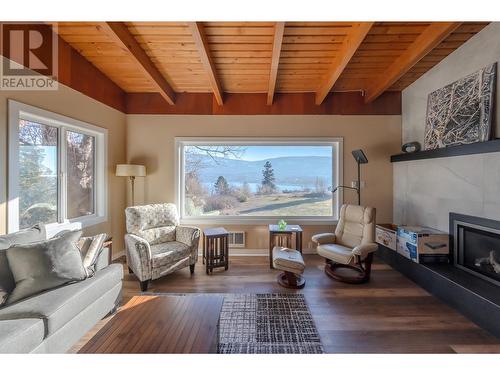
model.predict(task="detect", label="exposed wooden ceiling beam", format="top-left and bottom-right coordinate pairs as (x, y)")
top-left (101, 22), bottom-right (176, 105)
top-left (364, 22), bottom-right (461, 103)
top-left (267, 22), bottom-right (285, 105)
top-left (315, 22), bottom-right (373, 105)
top-left (188, 22), bottom-right (224, 106)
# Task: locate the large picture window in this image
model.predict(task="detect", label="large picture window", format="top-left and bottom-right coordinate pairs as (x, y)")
top-left (176, 138), bottom-right (342, 223)
top-left (8, 100), bottom-right (107, 235)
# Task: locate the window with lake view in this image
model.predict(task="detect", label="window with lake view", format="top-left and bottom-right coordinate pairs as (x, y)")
top-left (177, 139), bottom-right (342, 221)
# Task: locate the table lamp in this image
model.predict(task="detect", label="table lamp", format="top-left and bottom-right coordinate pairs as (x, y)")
top-left (116, 164), bottom-right (146, 205)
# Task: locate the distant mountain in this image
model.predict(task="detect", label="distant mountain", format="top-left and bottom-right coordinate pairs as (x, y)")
top-left (187, 154), bottom-right (333, 187)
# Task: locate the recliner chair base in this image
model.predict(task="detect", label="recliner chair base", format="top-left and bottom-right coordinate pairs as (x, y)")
top-left (324, 253), bottom-right (373, 284)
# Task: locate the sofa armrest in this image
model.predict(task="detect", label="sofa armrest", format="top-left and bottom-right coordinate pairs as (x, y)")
top-left (124, 234), bottom-right (152, 281)
top-left (311, 233), bottom-right (336, 245)
top-left (352, 243), bottom-right (378, 258)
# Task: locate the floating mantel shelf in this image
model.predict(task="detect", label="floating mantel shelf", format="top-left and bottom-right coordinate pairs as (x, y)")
top-left (391, 139), bottom-right (500, 163)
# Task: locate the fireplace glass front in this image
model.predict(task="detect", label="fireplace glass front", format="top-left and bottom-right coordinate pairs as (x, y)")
top-left (455, 222), bottom-right (500, 285)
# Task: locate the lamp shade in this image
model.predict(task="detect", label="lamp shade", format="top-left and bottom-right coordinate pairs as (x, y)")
top-left (115, 164), bottom-right (146, 177)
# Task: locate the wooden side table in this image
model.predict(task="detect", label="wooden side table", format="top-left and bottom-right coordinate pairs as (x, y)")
top-left (203, 227), bottom-right (229, 274)
top-left (268, 224), bottom-right (303, 268)
top-left (103, 236), bottom-right (113, 265)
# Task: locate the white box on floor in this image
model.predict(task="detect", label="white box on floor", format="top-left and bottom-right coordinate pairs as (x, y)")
top-left (376, 224), bottom-right (398, 251)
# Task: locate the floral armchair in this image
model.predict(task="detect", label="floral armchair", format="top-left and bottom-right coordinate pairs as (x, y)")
top-left (124, 203), bottom-right (200, 291)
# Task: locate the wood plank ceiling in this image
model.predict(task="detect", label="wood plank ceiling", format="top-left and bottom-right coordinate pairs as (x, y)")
top-left (54, 21), bottom-right (488, 105)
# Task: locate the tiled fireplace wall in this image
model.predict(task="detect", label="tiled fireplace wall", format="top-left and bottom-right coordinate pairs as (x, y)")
top-left (394, 23), bottom-right (500, 232)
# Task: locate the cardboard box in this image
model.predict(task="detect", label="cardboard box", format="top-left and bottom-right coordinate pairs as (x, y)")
top-left (396, 226), bottom-right (450, 264)
top-left (376, 224), bottom-right (398, 251)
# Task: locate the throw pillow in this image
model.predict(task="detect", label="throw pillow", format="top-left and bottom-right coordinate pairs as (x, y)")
top-left (78, 233), bottom-right (107, 277)
top-left (0, 224), bottom-right (46, 307)
top-left (6, 230), bottom-right (87, 304)
top-left (0, 291), bottom-right (7, 307)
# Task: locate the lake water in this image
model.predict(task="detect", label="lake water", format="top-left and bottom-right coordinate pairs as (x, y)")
top-left (202, 181), bottom-right (311, 193)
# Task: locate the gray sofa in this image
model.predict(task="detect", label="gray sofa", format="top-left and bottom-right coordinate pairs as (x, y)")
top-left (0, 227), bottom-right (123, 353)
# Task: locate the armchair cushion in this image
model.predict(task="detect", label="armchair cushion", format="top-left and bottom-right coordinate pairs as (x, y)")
top-left (151, 242), bottom-right (191, 269)
top-left (352, 243), bottom-right (378, 258)
top-left (317, 243), bottom-right (354, 265)
top-left (336, 205), bottom-right (376, 248)
top-left (311, 233), bottom-right (336, 245)
top-left (125, 203), bottom-right (179, 245)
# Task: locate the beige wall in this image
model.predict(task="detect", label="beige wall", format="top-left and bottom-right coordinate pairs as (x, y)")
top-left (0, 62), bottom-right (128, 253)
top-left (127, 115), bottom-right (401, 252)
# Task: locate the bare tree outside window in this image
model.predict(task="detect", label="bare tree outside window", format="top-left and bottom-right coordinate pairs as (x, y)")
top-left (66, 130), bottom-right (95, 219)
top-left (18, 120), bottom-right (58, 228)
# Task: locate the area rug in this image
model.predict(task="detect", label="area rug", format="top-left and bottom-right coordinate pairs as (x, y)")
top-left (217, 293), bottom-right (324, 354)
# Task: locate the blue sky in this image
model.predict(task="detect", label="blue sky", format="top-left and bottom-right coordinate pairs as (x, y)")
top-left (240, 146), bottom-right (331, 161)
top-left (196, 145), bottom-right (332, 161)
top-left (29, 145), bottom-right (57, 175)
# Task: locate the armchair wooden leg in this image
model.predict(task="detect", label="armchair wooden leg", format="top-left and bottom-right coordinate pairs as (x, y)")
top-left (140, 280), bottom-right (149, 292)
top-left (190, 264), bottom-right (195, 275)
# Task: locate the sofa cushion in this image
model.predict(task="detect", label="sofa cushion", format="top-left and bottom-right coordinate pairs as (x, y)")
top-left (0, 225), bottom-right (46, 307)
top-left (150, 241), bottom-right (191, 269)
top-left (0, 264), bottom-right (123, 337)
top-left (6, 230), bottom-right (87, 304)
top-left (0, 318), bottom-right (45, 353)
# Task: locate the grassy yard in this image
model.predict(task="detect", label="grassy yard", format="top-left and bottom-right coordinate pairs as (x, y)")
top-left (205, 192), bottom-right (332, 216)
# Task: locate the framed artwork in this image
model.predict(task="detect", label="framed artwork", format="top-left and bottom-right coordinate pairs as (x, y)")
top-left (424, 62), bottom-right (496, 150)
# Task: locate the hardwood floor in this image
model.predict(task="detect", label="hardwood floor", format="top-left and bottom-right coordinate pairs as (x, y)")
top-left (70, 255), bottom-right (500, 354)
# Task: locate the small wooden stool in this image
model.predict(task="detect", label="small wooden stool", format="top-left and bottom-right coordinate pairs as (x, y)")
top-left (203, 227), bottom-right (229, 274)
top-left (272, 246), bottom-right (306, 289)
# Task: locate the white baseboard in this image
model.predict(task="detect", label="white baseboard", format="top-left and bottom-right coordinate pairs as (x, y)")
top-left (117, 247), bottom-right (316, 260)
top-left (197, 248), bottom-right (317, 256)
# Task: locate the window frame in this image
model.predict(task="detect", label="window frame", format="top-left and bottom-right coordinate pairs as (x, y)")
top-left (7, 100), bottom-right (108, 236)
top-left (175, 137), bottom-right (343, 225)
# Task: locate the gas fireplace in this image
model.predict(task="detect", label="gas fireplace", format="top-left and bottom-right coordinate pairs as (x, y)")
top-left (450, 213), bottom-right (500, 286)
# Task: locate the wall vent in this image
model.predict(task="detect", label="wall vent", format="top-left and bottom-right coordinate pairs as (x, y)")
top-left (228, 231), bottom-right (245, 248)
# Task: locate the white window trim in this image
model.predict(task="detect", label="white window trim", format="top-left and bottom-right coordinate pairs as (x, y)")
top-left (175, 137), bottom-right (343, 225)
top-left (7, 100), bottom-right (108, 236)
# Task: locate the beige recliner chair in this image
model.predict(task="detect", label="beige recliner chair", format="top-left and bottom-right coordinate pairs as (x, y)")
top-left (312, 204), bottom-right (377, 283)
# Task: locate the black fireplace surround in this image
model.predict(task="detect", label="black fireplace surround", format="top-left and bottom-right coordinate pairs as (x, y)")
top-left (377, 212), bottom-right (500, 338)
top-left (451, 213), bottom-right (500, 286)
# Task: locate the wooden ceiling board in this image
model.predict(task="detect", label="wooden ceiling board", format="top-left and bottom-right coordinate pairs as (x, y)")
top-left (53, 21), bottom-right (490, 98)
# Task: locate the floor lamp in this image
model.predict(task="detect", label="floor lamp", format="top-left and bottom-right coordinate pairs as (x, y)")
top-left (331, 149), bottom-right (368, 205)
top-left (116, 164), bottom-right (146, 206)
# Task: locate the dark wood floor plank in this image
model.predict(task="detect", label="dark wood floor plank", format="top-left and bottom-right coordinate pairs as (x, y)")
top-left (141, 297), bottom-right (190, 353)
top-left (72, 255), bottom-right (499, 354)
top-left (79, 295), bottom-right (222, 354)
top-left (128, 297), bottom-right (182, 353)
